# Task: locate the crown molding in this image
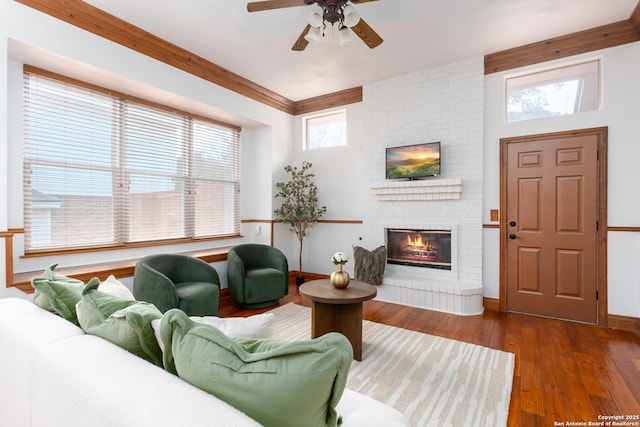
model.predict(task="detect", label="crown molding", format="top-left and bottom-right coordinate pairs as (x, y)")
top-left (293, 87), bottom-right (363, 115)
top-left (15, 0), bottom-right (362, 115)
top-left (15, 0), bottom-right (297, 114)
top-left (485, 18), bottom-right (640, 74)
top-left (632, 1), bottom-right (640, 30)
top-left (16, 0), bottom-right (640, 113)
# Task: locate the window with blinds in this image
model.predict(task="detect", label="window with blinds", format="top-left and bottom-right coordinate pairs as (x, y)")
top-left (23, 67), bottom-right (241, 253)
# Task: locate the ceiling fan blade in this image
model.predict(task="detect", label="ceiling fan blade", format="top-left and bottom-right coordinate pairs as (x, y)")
top-left (292, 24), bottom-right (311, 51)
top-left (247, 0), bottom-right (306, 12)
top-left (351, 18), bottom-right (383, 49)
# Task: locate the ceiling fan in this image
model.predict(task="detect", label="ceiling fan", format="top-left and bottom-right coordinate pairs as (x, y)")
top-left (247, 0), bottom-right (383, 51)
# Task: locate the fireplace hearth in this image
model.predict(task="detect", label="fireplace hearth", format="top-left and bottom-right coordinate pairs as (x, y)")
top-left (386, 228), bottom-right (452, 270)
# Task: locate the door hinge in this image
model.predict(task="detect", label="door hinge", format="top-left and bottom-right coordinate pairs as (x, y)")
top-left (596, 221), bottom-right (599, 230)
top-left (596, 291), bottom-right (599, 300)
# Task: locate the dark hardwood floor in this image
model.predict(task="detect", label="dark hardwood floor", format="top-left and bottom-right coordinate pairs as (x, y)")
top-left (219, 281), bottom-right (640, 427)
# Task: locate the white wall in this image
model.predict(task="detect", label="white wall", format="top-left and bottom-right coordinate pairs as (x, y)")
top-left (483, 41), bottom-right (640, 318)
top-left (281, 103), bottom-right (364, 277)
top-left (0, 0), bottom-right (294, 297)
top-left (0, 7), bottom-right (8, 297)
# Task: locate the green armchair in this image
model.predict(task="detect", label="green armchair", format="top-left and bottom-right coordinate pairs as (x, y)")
top-left (133, 254), bottom-right (220, 316)
top-left (227, 244), bottom-right (289, 309)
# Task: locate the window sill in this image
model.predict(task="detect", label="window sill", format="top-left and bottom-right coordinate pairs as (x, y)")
top-left (10, 247), bottom-right (230, 294)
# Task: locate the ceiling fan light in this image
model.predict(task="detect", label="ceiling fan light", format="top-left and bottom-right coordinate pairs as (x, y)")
top-left (305, 26), bottom-right (321, 43)
top-left (342, 5), bottom-right (360, 27)
top-left (339, 27), bottom-right (354, 45)
top-left (307, 6), bottom-right (324, 28)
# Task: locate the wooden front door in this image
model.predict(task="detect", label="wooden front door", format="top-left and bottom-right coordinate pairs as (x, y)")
top-left (501, 129), bottom-right (606, 324)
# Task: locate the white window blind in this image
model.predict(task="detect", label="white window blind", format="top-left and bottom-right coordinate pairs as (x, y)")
top-left (23, 67), bottom-right (240, 253)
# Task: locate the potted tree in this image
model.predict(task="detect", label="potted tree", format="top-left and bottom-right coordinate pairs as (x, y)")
top-left (274, 161), bottom-right (327, 286)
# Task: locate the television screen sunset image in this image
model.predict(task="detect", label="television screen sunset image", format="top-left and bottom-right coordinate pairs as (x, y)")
top-left (386, 143), bottom-right (440, 179)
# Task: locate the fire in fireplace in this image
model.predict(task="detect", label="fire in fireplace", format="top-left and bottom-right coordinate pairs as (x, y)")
top-left (386, 228), bottom-right (452, 270)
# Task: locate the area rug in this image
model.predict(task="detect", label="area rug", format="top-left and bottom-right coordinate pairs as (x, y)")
top-left (268, 303), bottom-right (514, 427)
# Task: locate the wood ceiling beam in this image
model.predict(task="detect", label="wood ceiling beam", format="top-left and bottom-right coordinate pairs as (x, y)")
top-left (293, 87), bottom-right (363, 115)
top-left (485, 18), bottom-right (640, 75)
top-left (15, 0), bottom-right (640, 113)
top-left (16, 0), bottom-right (360, 115)
top-left (631, 0), bottom-right (640, 31)
top-left (15, 0), bottom-right (297, 114)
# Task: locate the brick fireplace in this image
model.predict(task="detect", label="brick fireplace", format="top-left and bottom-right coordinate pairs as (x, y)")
top-left (357, 58), bottom-right (485, 316)
top-left (362, 181), bottom-right (483, 315)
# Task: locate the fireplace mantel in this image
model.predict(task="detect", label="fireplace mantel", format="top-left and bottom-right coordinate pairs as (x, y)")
top-left (370, 178), bottom-right (463, 201)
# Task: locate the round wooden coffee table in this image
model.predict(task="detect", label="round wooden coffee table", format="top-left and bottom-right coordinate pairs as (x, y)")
top-left (299, 279), bottom-right (377, 361)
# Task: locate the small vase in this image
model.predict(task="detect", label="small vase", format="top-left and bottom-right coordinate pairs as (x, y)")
top-left (330, 264), bottom-right (350, 289)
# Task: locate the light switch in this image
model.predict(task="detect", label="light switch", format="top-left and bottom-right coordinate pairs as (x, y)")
top-left (490, 209), bottom-right (499, 222)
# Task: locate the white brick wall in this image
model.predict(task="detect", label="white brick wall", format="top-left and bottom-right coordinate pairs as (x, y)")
top-left (359, 57), bottom-right (484, 295)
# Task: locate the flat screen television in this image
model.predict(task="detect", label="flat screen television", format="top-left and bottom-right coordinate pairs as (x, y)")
top-left (385, 142), bottom-right (441, 180)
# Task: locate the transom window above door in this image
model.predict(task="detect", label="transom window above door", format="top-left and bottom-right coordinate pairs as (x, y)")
top-left (505, 59), bottom-right (601, 123)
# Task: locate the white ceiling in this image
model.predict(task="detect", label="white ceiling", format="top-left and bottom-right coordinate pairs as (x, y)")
top-left (81, 0), bottom-right (638, 102)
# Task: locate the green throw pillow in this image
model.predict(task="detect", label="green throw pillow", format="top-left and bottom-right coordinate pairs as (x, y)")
top-left (77, 278), bottom-right (163, 366)
top-left (160, 309), bottom-right (353, 427)
top-left (32, 263), bottom-right (84, 325)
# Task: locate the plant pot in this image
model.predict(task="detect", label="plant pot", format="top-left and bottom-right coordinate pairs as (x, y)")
top-left (330, 264), bottom-right (350, 289)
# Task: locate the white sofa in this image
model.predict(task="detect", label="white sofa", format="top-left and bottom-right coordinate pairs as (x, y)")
top-left (0, 298), bottom-right (410, 427)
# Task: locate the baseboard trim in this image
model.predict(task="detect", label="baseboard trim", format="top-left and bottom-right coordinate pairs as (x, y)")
top-left (296, 276), bottom-right (638, 334)
top-left (483, 297), bottom-right (500, 312)
top-left (608, 314), bottom-right (640, 335)
top-left (483, 298), bottom-right (639, 334)
top-left (288, 271), bottom-right (329, 282)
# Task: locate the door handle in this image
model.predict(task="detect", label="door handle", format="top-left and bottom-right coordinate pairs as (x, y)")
top-left (509, 234), bottom-right (517, 240)
top-left (509, 221), bottom-right (516, 227)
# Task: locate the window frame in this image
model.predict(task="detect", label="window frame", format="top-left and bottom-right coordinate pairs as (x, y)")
top-left (303, 109), bottom-right (347, 150)
top-left (22, 65), bottom-right (241, 255)
top-left (504, 58), bottom-right (602, 123)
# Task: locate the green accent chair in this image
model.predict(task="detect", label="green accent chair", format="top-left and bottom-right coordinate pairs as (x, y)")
top-left (227, 244), bottom-right (288, 309)
top-left (133, 254), bottom-right (220, 316)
